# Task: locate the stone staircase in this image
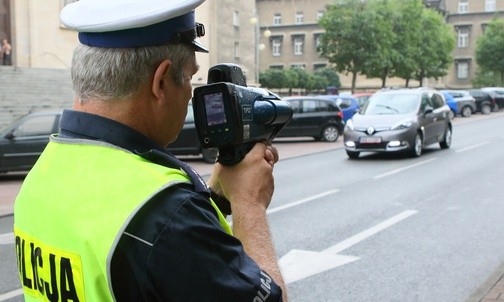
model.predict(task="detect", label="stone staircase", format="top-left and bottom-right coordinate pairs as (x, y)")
top-left (0, 66), bottom-right (73, 128)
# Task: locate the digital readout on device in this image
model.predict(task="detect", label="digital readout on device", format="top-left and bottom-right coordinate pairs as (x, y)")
top-left (204, 92), bottom-right (227, 126)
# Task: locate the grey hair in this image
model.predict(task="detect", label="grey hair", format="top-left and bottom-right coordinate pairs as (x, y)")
top-left (71, 44), bottom-right (194, 102)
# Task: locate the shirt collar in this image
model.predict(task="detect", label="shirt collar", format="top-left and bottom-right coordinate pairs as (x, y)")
top-left (58, 109), bottom-right (211, 194)
top-left (59, 109), bottom-right (160, 154)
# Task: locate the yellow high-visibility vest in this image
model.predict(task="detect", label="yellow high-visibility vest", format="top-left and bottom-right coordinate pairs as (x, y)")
top-left (14, 138), bottom-right (230, 301)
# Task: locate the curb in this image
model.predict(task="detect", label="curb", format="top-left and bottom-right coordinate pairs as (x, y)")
top-left (467, 260), bottom-right (504, 302)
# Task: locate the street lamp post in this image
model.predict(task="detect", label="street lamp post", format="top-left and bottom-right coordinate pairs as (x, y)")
top-left (250, 12), bottom-right (271, 86)
top-left (250, 14), bottom-right (260, 85)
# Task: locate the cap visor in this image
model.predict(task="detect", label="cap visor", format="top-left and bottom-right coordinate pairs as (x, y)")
top-left (192, 38), bottom-right (208, 53)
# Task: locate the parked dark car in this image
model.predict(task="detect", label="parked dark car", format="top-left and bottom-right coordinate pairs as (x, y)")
top-left (316, 95), bottom-right (360, 122)
top-left (0, 107), bottom-right (217, 174)
top-left (481, 87), bottom-right (504, 111)
top-left (277, 96), bottom-right (345, 142)
top-left (167, 104), bottom-right (218, 163)
top-left (0, 111), bottom-right (62, 173)
top-left (343, 88), bottom-right (452, 159)
top-left (468, 89), bottom-right (494, 115)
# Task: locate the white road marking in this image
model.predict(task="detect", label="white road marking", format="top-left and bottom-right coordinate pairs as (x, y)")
top-left (323, 210), bottom-right (418, 254)
top-left (280, 210), bottom-right (418, 284)
top-left (373, 158), bottom-right (437, 179)
top-left (0, 289), bottom-right (23, 302)
top-left (267, 189), bottom-right (340, 214)
top-left (455, 141), bottom-right (490, 153)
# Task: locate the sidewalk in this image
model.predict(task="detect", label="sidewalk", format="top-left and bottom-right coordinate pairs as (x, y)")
top-left (467, 261), bottom-right (504, 302)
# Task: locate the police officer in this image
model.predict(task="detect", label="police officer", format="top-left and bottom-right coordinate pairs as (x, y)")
top-left (13, 0), bottom-right (287, 301)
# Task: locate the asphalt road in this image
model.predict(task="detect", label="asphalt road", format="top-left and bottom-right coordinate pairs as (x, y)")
top-left (1, 112), bottom-right (504, 301)
top-left (270, 113), bottom-right (504, 301)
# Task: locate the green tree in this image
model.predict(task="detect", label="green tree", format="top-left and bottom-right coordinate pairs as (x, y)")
top-left (314, 67), bottom-right (341, 88)
top-left (318, 0), bottom-right (454, 89)
top-left (284, 68), bottom-right (300, 95)
top-left (472, 69), bottom-right (503, 87)
top-left (318, 0), bottom-right (376, 93)
top-left (360, 0), bottom-right (398, 88)
top-left (290, 67), bottom-right (310, 92)
top-left (259, 69), bottom-right (287, 90)
top-left (475, 18), bottom-right (504, 86)
top-left (259, 67), bottom-right (340, 95)
top-left (389, 0), bottom-right (423, 87)
top-left (413, 7), bottom-right (454, 86)
top-left (306, 74), bottom-right (329, 94)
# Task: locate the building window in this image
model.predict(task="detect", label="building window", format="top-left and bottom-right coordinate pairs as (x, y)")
top-left (234, 42), bottom-right (240, 59)
top-left (293, 36), bottom-right (304, 55)
top-left (482, 23), bottom-right (488, 34)
top-left (272, 38), bottom-right (282, 56)
top-left (316, 11), bottom-right (324, 20)
top-left (458, 0), bottom-right (468, 13)
top-left (291, 64), bottom-right (306, 69)
top-left (295, 12), bottom-right (304, 24)
top-left (457, 61), bottom-right (469, 79)
top-left (314, 33), bottom-right (322, 50)
top-left (457, 27), bottom-right (469, 48)
top-left (313, 64), bottom-right (326, 70)
top-left (273, 14), bottom-right (282, 26)
top-left (269, 65), bottom-right (284, 70)
top-left (485, 0), bottom-right (496, 12)
top-left (233, 11), bottom-right (239, 27)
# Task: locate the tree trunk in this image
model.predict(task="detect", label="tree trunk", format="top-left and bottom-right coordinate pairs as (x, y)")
top-left (351, 71), bottom-right (357, 94)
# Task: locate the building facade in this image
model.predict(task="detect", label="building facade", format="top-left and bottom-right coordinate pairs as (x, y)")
top-left (255, 0), bottom-right (419, 91)
top-left (256, 0), bottom-right (504, 90)
top-left (443, 0), bottom-right (504, 88)
top-left (0, 0), bottom-right (503, 92)
top-left (0, 0), bottom-right (258, 87)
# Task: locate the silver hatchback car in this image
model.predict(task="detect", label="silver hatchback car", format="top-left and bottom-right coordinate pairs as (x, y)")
top-left (343, 88), bottom-right (452, 159)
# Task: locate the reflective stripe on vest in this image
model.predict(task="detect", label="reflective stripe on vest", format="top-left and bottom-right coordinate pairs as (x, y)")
top-left (14, 138), bottom-right (230, 301)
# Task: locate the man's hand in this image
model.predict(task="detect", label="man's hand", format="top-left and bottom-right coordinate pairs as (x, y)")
top-left (208, 142), bottom-right (278, 210)
top-left (207, 142), bottom-right (288, 301)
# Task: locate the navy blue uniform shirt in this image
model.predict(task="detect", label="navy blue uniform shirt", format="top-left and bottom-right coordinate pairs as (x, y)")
top-left (59, 109), bottom-right (283, 302)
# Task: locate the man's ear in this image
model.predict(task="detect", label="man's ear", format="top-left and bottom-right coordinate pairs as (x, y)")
top-left (152, 59), bottom-right (172, 100)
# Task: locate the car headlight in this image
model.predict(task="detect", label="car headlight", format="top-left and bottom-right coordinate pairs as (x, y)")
top-left (345, 119), bottom-right (354, 131)
top-left (391, 119), bottom-right (413, 130)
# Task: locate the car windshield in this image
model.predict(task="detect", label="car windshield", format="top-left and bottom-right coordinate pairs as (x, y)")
top-left (361, 93), bottom-right (419, 115)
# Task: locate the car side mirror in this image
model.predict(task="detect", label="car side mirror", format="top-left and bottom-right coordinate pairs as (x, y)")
top-left (4, 131), bottom-right (15, 140)
top-left (423, 106), bottom-right (434, 115)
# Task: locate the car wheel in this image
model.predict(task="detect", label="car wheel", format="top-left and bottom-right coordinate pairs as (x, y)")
top-left (410, 133), bottom-right (422, 157)
top-left (346, 150), bottom-right (360, 159)
top-left (461, 106), bottom-right (472, 117)
top-left (322, 125), bottom-right (340, 142)
top-left (201, 148), bottom-right (218, 163)
top-left (440, 126), bottom-right (452, 149)
top-left (481, 104), bottom-right (492, 115)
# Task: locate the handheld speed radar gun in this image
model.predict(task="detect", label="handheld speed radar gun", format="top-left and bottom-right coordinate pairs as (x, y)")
top-left (192, 64), bottom-right (293, 165)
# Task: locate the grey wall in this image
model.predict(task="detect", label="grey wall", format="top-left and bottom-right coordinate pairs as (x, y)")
top-left (0, 66), bottom-right (74, 128)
